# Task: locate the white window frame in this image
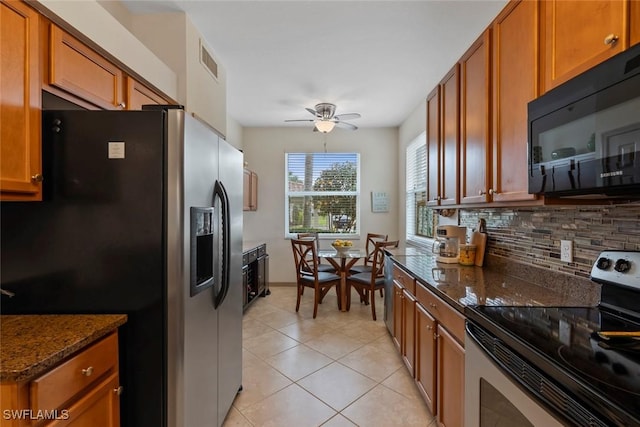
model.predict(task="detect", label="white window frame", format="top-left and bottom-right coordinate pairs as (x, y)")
top-left (285, 152), bottom-right (361, 239)
top-left (406, 132), bottom-right (435, 246)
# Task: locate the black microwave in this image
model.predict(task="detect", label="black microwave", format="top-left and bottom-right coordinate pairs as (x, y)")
top-left (528, 43), bottom-right (640, 198)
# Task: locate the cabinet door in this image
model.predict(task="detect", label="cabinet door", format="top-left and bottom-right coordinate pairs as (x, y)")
top-left (243, 169), bottom-right (251, 211)
top-left (48, 24), bottom-right (124, 110)
top-left (426, 87), bottom-right (441, 207)
top-left (0, 0), bottom-right (42, 201)
top-left (632, 0), bottom-right (640, 46)
top-left (440, 65), bottom-right (459, 206)
top-left (491, 0), bottom-right (539, 203)
top-left (415, 303), bottom-right (436, 415)
top-left (250, 171), bottom-right (258, 210)
top-left (437, 325), bottom-right (465, 427)
top-left (46, 373), bottom-right (121, 427)
top-left (401, 288), bottom-right (416, 376)
top-left (460, 30), bottom-right (491, 205)
top-left (392, 280), bottom-right (403, 351)
top-left (541, 0), bottom-right (629, 92)
top-left (125, 76), bottom-right (169, 110)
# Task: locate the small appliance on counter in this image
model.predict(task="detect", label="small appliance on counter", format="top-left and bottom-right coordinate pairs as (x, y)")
top-left (432, 225), bottom-right (467, 264)
top-left (465, 250), bottom-right (640, 426)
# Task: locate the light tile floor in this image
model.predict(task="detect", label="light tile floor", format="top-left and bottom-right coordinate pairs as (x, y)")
top-left (222, 285), bottom-right (436, 427)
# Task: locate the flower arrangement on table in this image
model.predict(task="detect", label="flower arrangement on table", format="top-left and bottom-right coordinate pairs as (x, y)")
top-left (331, 239), bottom-right (353, 254)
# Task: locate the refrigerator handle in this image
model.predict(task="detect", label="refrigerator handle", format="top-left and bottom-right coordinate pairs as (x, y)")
top-left (213, 180), bottom-right (230, 309)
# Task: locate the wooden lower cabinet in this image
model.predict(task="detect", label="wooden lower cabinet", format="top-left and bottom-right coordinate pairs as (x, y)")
top-left (391, 280), bottom-right (403, 351)
top-left (436, 325), bottom-right (465, 427)
top-left (0, 333), bottom-right (121, 427)
top-left (391, 263), bottom-right (465, 424)
top-left (415, 303), bottom-right (437, 415)
top-left (401, 288), bottom-right (416, 375)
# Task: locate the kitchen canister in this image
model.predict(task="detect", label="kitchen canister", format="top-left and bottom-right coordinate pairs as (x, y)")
top-left (458, 244), bottom-right (477, 266)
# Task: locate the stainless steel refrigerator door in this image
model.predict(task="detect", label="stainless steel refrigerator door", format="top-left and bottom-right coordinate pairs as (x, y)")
top-left (215, 138), bottom-right (243, 427)
top-left (166, 110), bottom-right (221, 427)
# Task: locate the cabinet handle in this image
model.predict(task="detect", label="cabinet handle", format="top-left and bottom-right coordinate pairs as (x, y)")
top-left (478, 190), bottom-right (486, 195)
top-left (81, 366), bottom-right (94, 376)
top-left (31, 174), bottom-right (44, 183)
top-left (436, 196), bottom-right (442, 201)
top-left (488, 188), bottom-right (498, 195)
top-left (114, 386), bottom-right (124, 396)
top-left (117, 102), bottom-right (126, 109)
top-left (429, 303), bottom-right (437, 309)
top-left (433, 333), bottom-right (439, 340)
top-left (604, 34), bottom-right (619, 46)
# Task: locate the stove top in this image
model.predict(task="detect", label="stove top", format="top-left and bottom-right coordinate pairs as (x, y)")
top-left (466, 251), bottom-right (640, 426)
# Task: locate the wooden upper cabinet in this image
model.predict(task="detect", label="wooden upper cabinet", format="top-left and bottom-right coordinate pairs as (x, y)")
top-left (1, 0), bottom-right (42, 201)
top-left (440, 65), bottom-right (460, 206)
top-left (491, 0), bottom-right (539, 203)
top-left (426, 87), bottom-right (440, 207)
top-left (125, 76), bottom-right (170, 110)
top-left (460, 29), bottom-right (491, 205)
top-left (632, 0), bottom-right (640, 46)
top-left (541, 0), bottom-right (630, 92)
top-left (48, 24), bottom-right (124, 110)
top-left (243, 168), bottom-right (258, 211)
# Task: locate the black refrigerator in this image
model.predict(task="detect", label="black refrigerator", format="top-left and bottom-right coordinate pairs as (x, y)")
top-left (1, 107), bottom-right (243, 427)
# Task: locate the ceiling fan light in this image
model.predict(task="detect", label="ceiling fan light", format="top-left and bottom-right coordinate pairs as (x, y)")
top-left (315, 120), bottom-right (335, 133)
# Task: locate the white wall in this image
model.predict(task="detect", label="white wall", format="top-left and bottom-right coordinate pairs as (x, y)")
top-left (397, 100), bottom-right (426, 244)
top-left (242, 127), bottom-right (399, 283)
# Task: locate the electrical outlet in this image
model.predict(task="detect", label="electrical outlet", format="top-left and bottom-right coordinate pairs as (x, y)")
top-left (560, 240), bottom-right (573, 263)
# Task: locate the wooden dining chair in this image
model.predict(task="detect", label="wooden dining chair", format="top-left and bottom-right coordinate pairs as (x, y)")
top-left (350, 233), bottom-right (388, 300)
top-left (347, 240), bottom-right (399, 320)
top-left (350, 233), bottom-right (388, 274)
top-left (291, 238), bottom-right (342, 318)
top-left (297, 232), bottom-right (336, 273)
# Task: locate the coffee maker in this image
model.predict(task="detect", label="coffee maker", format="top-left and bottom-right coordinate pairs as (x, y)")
top-left (432, 225), bottom-right (467, 264)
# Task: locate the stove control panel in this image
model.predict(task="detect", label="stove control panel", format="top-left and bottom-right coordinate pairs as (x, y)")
top-left (591, 250), bottom-right (640, 289)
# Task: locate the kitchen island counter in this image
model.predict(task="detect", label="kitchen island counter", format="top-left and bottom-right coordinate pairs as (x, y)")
top-left (0, 314), bottom-right (127, 382)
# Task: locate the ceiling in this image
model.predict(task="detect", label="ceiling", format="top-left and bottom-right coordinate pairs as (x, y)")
top-left (120, 0), bottom-right (508, 130)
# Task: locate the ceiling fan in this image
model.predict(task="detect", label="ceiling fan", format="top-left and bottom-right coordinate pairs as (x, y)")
top-left (285, 103), bottom-right (361, 133)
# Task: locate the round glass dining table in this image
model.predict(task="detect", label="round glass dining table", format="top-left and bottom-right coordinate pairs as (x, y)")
top-left (317, 249), bottom-right (366, 312)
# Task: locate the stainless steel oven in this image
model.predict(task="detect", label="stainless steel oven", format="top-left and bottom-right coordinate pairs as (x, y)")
top-left (465, 251), bottom-right (640, 427)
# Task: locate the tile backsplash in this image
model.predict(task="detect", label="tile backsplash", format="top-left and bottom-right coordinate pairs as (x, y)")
top-left (460, 203), bottom-right (640, 279)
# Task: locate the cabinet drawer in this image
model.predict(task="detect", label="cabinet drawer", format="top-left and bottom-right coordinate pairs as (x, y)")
top-left (31, 333), bottom-right (118, 412)
top-left (415, 284), bottom-right (465, 344)
top-left (392, 265), bottom-right (415, 295)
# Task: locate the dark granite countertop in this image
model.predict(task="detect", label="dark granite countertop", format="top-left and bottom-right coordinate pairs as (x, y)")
top-left (390, 252), bottom-right (600, 314)
top-left (1, 314), bottom-right (127, 382)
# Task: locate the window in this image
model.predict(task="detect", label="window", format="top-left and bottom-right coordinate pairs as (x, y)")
top-left (286, 153), bottom-right (360, 237)
top-left (406, 133), bottom-right (437, 243)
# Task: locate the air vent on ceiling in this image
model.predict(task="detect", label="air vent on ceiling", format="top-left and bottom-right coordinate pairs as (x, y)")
top-left (199, 39), bottom-right (218, 81)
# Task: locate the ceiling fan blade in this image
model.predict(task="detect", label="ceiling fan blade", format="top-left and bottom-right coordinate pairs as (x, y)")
top-left (284, 119), bottom-right (314, 122)
top-left (334, 113), bottom-right (361, 121)
top-left (306, 107), bottom-right (319, 117)
top-left (335, 121), bottom-right (358, 131)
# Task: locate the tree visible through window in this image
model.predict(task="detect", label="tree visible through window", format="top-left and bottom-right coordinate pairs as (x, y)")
top-left (286, 153), bottom-right (360, 237)
top-left (406, 133), bottom-right (437, 242)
